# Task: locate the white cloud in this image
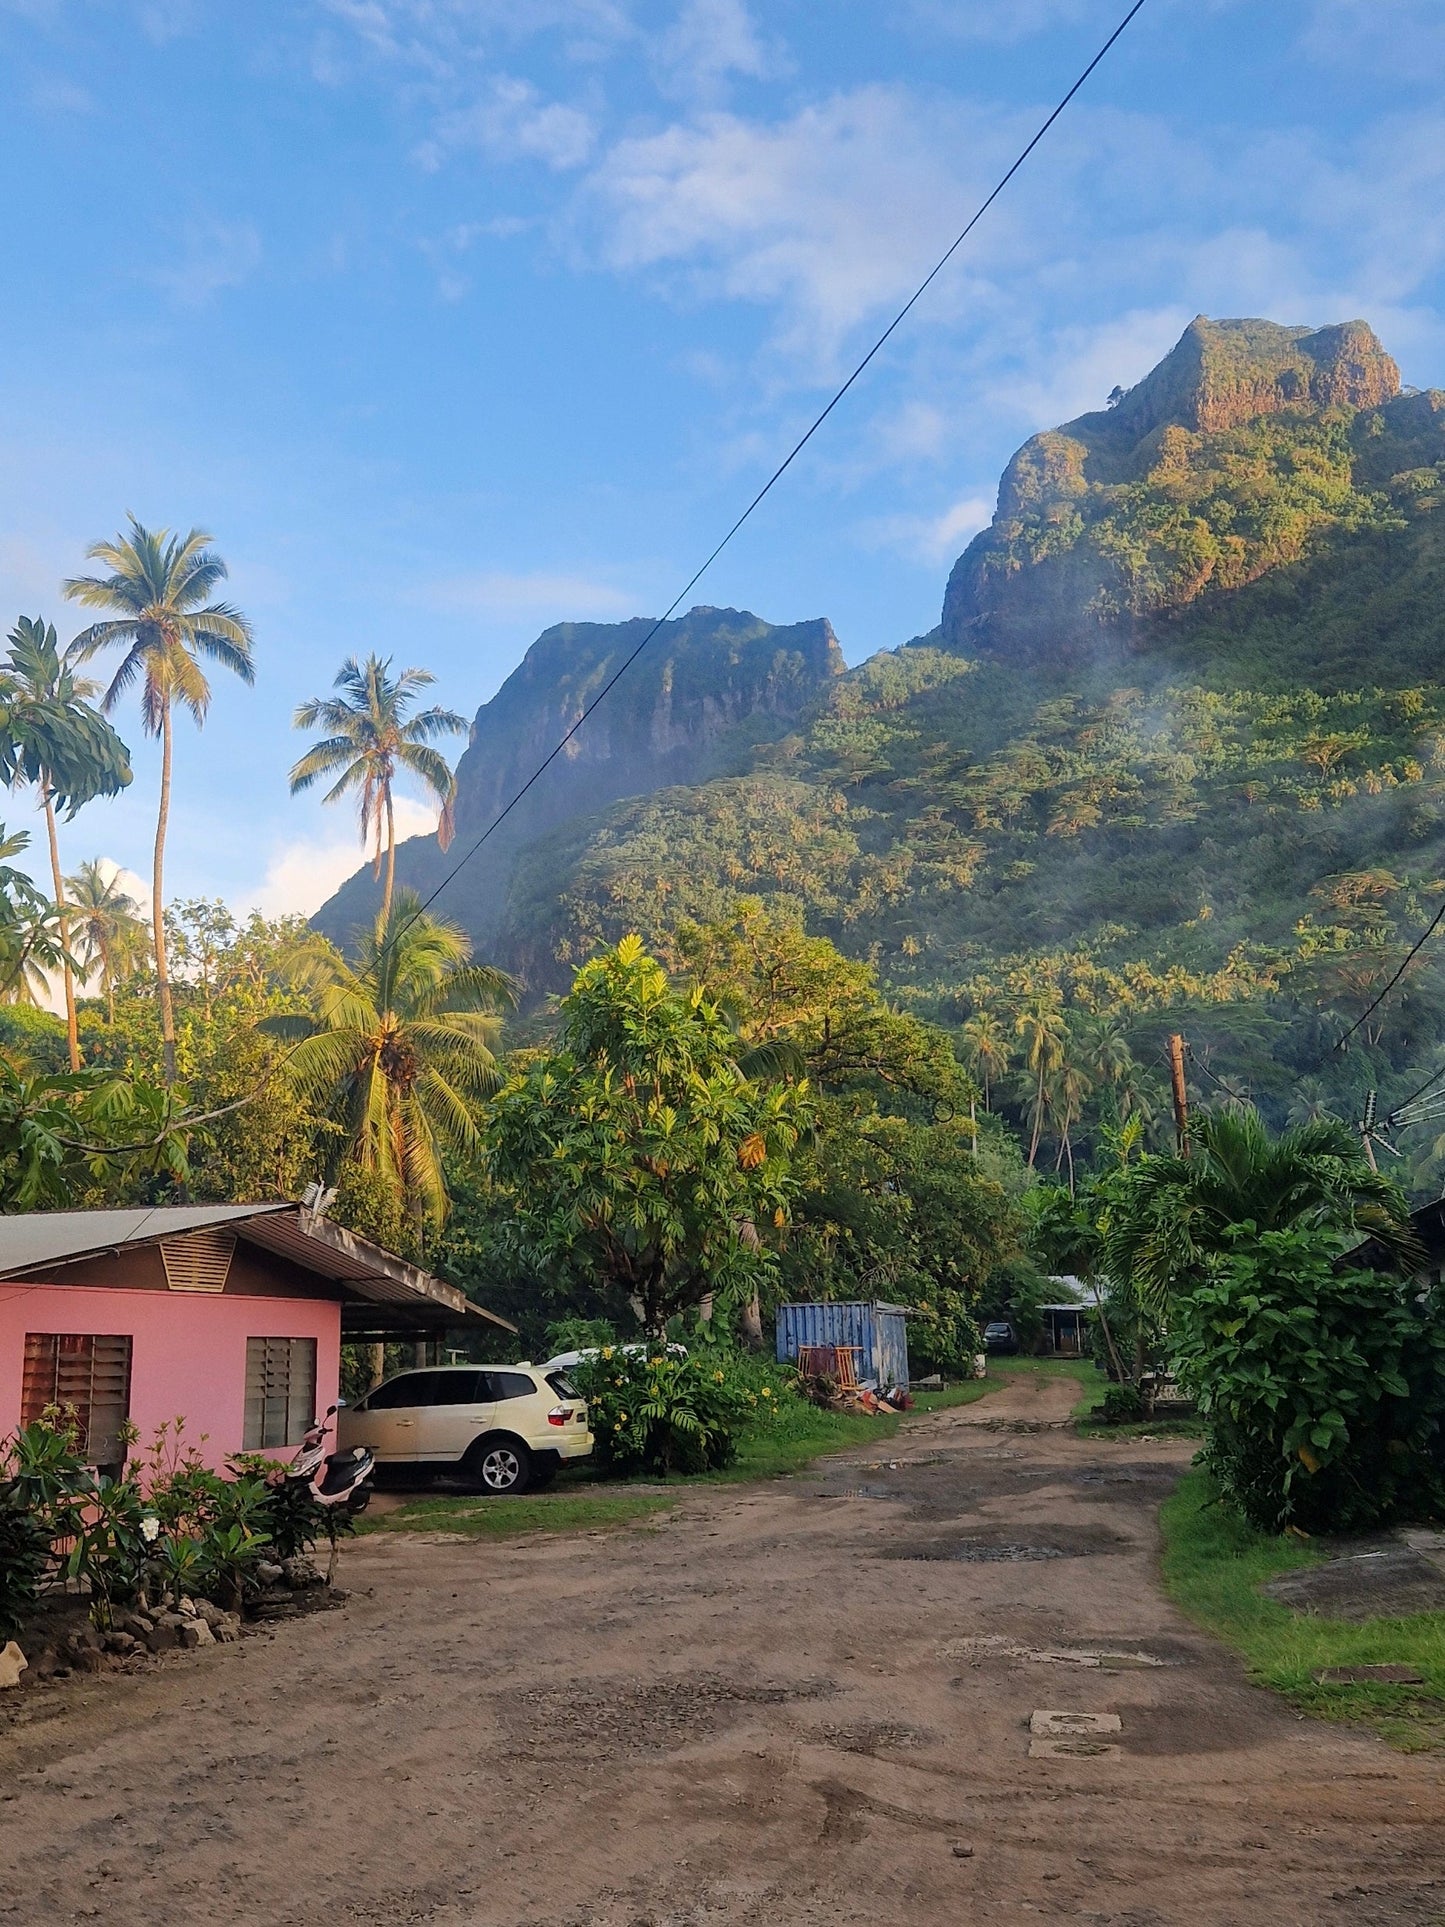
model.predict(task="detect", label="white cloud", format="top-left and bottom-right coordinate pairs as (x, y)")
top-left (416, 74), bottom-right (596, 172)
top-left (651, 0), bottom-right (775, 102)
top-left (999, 305), bottom-right (1194, 430)
top-left (1300, 0), bottom-right (1445, 73)
top-left (581, 86), bottom-right (1017, 364)
top-left (250, 796), bottom-right (439, 920)
top-left (865, 493), bottom-right (994, 565)
top-left (418, 569), bottom-right (637, 617)
top-left (29, 74), bottom-right (93, 114)
top-left (152, 217), bottom-right (262, 307)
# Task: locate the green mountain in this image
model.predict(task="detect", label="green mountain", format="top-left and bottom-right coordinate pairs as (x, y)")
top-left (316, 316), bottom-right (1445, 1164)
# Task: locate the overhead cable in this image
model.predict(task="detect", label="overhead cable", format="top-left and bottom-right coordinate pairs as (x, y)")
top-left (378, 0), bottom-right (1153, 958)
top-left (1333, 898), bottom-right (1445, 1054)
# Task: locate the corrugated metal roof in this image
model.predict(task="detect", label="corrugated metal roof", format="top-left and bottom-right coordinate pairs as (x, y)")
top-left (0, 1201), bottom-right (515, 1333)
top-left (0, 1204), bottom-right (288, 1276)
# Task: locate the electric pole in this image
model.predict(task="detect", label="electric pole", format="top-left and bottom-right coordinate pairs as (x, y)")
top-left (1167, 1032), bottom-right (1190, 1155)
top-left (1361, 1091), bottom-right (1379, 1172)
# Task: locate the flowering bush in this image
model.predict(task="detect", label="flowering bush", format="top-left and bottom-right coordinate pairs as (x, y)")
top-left (0, 1412), bottom-right (290, 1631)
top-left (571, 1346), bottom-right (790, 1476)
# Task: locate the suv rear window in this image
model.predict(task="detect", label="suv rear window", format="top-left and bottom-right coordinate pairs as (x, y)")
top-left (486, 1370), bottom-right (537, 1402)
top-left (545, 1371), bottom-right (580, 1399)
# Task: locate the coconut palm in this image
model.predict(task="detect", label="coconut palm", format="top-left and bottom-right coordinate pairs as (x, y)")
top-left (961, 1009), bottom-right (1010, 1109)
top-left (1015, 995), bottom-right (1067, 1167)
top-left (0, 618), bottom-right (133, 1067)
top-left (1102, 1105), bottom-right (1417, 1312)
top-left (64, 518), bottom-right (255, 1084)
top-left (65, 860), bottom-right (150, 1025)
top-left (258, 893), bottom-right (517, 1223)
top-left (289, 656), bottom-right (467, 927)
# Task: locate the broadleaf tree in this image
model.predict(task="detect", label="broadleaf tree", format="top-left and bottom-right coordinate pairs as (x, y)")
top-left (485, 935), bottom-right (812, 1334)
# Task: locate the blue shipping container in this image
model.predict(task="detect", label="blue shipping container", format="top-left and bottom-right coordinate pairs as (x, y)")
top-left (775, 1301), bottom-right (910, 1390)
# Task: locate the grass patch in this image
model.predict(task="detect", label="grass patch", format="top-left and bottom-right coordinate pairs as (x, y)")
top-left (1160, 1467), bottom-right (1445, 1752)
top-left (357, 1380), bottom-right (1000, 1533)
top-left (698, 1377), bottom-right (997, 1482)
top-left (357, 1489), bottom-right (674, 1540)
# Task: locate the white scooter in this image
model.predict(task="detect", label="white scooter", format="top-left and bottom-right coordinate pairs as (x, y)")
top-left (288, 1403), bottom-right (374, 1516)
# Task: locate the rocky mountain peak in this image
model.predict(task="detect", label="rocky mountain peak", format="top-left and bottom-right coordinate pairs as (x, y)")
top-left (942, 316), bottom-right (1426, 659)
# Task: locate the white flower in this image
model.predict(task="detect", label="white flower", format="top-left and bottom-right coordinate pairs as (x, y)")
top-left (140, 1514), bottom-right (161, 1544)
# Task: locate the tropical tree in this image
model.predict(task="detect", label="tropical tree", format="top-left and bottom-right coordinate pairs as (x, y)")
top-left (289, 655), bottom-right (467, 926)
top-left (486, 935), bottom-right (812, 1333)
top-left (961, 1009), bottom-right (1011, 1109)
top-left (1101, 1105), bottom-right (1416, 1313)
top-left (258, 893), bottom-right (516, 1224)
top-left (1015, 995), bottom-right (1067, 1167)
top-left (63, 519), bottom-right (254, 1083)
top-left (0, 824), bottom-right (69, 1009)
top-left (0, 618), bottom-right (133, 1066)
top-left (65, 860), bottom-right (149, 1025)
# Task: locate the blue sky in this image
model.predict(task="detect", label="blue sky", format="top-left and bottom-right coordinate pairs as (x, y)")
top-left (1, 0), bottom-right (1443, 919)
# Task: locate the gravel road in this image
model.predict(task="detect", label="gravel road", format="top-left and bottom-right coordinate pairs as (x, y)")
top-left (2, 1369), bottom-right (1442, 1926)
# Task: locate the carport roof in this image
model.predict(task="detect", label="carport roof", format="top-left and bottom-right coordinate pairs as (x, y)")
top-left (0, 1202), bottom-right (515, 1338)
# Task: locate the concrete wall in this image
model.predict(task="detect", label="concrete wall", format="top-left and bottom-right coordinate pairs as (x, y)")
top-left (0, 1280), bottom-right (341, 1472)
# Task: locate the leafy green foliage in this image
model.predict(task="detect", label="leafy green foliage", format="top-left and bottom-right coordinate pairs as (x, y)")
top-left (290, 653), bottom-right (466, 925)
top-left (571, 1343), bottom-right (790, 1477)
top-left (260, 893), bottom-right (517, 1224)
top-left (485, 935), bottom-right (811, 1330)
top-left (1173, 1227), bottom-right (1445, 1533)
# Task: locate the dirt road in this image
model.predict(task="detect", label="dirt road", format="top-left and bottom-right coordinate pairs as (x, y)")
top-left (3, 1370), bottom-right (1443, 1926)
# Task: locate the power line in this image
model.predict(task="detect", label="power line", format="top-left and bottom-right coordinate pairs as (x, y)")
top-left (1185, 1045), bottom-right (1249, 1106)
top-left (380, 0), bottom-right (1153, 958)
top-left (1332, 898), bottom-right (1445, 1054)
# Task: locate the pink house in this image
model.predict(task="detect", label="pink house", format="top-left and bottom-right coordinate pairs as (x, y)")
top-left (0, 1203), bottom-right (511, 1474)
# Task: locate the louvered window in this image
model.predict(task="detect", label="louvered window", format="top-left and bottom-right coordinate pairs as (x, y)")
top-left (21, 1333), bottom-right (133, 1471)
top-left (244, 1337), bottom-right (317, 1450)
top-left (160, 1227), bottom-right (236, 1292)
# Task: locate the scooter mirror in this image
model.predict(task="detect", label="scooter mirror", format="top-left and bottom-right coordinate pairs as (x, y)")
top-left (328, 1400), bottom-right (344, 1414)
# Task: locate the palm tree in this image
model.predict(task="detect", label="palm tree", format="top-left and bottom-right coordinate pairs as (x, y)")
top-left (0, 823), bottom-right (70, 1009)
top-left (0, 618), bottom-right (133, 1067)
top-left (64, 518), bottom-right (255, 1084)
top-left (65, 860), bottom-right (150, 1025)
top-left (1015, 996), bottom-right (1067, 1167)
top-left (258, 893), bottom-right (517, 1223)
top-left (961, 1009), bottom-right (1010, 1109)
top-left (1103, 1105), bottom-right (1417, 1312)
top-left (289, 656), bottom-right (467, 927)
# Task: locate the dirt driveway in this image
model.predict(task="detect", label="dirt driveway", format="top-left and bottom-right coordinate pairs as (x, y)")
top-left (2, 1370), bottom-right (1443, 1926)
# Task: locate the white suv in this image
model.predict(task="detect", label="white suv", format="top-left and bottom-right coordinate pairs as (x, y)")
top-left (338, 1363), bottom-right (593, 1494)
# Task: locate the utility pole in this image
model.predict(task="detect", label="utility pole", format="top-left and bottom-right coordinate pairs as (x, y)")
top-left (1167, 1032), bottom-right (1190, 1155)
top-left (1361, 1091), bottom-right (1379, 1172)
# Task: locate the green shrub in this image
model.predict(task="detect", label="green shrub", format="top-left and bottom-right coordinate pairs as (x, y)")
top-left (908, 1288), bottom-right (984, 1378)
top-left (0, 1484), bottom-right (52, 1640)
top-left (572, 1346), bottom-right (790, 1476)
top-left (1099, 1382), bottom-right (1147, 1426)
top-left (1173, 1226), bottom-right (1445, 1533)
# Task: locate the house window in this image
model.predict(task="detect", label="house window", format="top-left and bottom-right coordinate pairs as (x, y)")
top-left (21, 1333), bottom-right (133, 1471)
top-left (243, 1337), bottom-right (317, 1451)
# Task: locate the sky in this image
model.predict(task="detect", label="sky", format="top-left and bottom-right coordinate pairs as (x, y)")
top-left (0, 0), bottom-right (1443, 922)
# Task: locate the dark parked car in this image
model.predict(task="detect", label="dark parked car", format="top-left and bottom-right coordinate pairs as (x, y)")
top-left (983, 1320), bottom-right (1019, 1355)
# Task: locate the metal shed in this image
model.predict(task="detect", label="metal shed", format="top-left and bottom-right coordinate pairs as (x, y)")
top-left (775, 1301), bottom-right (910, 1390)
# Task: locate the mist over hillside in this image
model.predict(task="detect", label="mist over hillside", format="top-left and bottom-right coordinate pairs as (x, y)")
top-left (316, 315), bottom-right (1445, 1173)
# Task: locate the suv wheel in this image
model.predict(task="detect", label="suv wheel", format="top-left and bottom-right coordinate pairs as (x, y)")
top-left (466, 1437), bottom-right (532, 1495)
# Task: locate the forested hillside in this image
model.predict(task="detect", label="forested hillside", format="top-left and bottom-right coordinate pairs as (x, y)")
top-left (317, 316), bottom-right (1445, 1189)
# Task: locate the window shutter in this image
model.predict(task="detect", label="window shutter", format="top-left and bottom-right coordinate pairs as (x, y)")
top-left (160, 1227), bottom-right (237, 1292)
top-left (243, 1337), bottom-right (318, 1451)
top-left (21, 1332), bottom-right (133, 1469)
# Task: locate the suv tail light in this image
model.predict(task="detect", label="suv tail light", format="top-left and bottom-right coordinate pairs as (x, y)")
top-left (547, 1405), bottom-right (572, 1427)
